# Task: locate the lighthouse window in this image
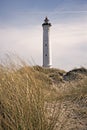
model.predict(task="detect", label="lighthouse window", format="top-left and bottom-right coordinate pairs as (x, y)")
top-left (45, 54), bottom-right (47, 56)
top-left (45, 44), bottom-right (47, 46)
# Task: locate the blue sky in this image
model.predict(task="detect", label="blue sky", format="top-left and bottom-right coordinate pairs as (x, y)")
top-left (0, 0), bottom-right (87, 70)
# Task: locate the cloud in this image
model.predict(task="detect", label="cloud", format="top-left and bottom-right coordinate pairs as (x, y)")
top-left (51, 0), bottom-right (87, 25)
top-left (0, 0), bottom-right (87, 70)
top-left (0, 25), bottom-right (42, 65)
top-left (0, 21), bottom-right (87, 70)
top-left (51, 22), bottom-right (87, 70)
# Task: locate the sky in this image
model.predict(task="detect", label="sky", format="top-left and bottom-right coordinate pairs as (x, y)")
top-left (0, 0), bottom-right (87, 70)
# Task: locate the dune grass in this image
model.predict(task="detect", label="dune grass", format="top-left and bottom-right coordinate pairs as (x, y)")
top-left (0, 64), bottom-right (64, 130)
top-left (0, 60), bottom-right (87, 130)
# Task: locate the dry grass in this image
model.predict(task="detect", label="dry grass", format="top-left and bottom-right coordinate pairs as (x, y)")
top-left (0, 63), bottom-right (66, 130)
top-left (0, 60), bottom-right (87, 130)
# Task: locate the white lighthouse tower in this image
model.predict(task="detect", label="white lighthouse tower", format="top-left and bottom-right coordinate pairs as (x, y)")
top-left (42, 17), bottom-right (52, 68)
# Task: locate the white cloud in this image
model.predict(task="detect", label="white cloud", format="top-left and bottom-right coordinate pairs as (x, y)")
top-left (51, 23), bottom-right (87, 70)
top-left (0, 20), bottom-right (87, 70)
top-left (0, 26), bottom-right (42, 65)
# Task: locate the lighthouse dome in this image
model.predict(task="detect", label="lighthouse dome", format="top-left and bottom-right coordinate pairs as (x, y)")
top-left (42, 17), bottom-right (51, 26)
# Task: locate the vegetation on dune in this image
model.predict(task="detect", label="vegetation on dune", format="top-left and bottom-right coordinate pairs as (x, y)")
top-left (63, 67), bottom-right (87, 81)
top-left (0, 64), bottom-right (65, 130)
top-left (34, 65), bottom-right (65, 83)
top-left (0, 61), bottom-right (87, 130)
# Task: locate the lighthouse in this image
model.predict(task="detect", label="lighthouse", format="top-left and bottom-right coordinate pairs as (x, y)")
top-left (42, 17), bottom-right (52, 68)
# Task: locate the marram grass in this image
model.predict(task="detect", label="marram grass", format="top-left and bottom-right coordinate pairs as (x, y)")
top-left (0, 64), bottom-right (63, 130)
top-left (0, 61), bottom-right (87, 130)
